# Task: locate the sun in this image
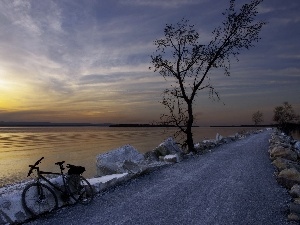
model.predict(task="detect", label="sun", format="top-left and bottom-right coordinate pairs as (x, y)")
top-left (0, 71), bottom-right (22, 109)
top-left (0, 67), bottom-right (12, 90)
top-left (0, 79), bottom-right (12, 91)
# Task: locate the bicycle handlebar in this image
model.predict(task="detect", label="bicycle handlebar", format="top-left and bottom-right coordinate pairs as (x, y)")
top-left (27, 158), bottom-right (82, 177)
top-left (27, 157), bottom-right (44, 177)
top-left (35, 157), bottom-right (44, 166)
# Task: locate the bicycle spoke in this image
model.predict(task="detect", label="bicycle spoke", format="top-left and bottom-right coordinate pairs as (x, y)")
top-left (22, 183), bottom-right (58, 216)
top-left (23, 158), bottom-right (92, 218)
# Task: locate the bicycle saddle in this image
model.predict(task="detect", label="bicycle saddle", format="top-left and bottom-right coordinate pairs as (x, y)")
top-left (55, 161), bottom-right (65, 166)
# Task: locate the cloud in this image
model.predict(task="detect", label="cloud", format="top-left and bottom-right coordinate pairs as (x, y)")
top-left (79, 74), bottom-right (127, 85)
top-left (120, 0), bottom-right (206, 8)
top-left (0, 0), bottom-right (299, 124)
top-left (1, 0), bottom-right (63, 36)
top-left (0, 0), bottom-right (67, 79)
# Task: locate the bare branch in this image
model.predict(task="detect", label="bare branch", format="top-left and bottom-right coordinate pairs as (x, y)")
top-left (150, 0), bottom-right (265, 152)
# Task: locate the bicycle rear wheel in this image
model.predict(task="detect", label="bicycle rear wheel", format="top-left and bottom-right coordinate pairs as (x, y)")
top-left (22, 183), bottom-right (58, 216)
top-left (67, 175), bottom-right (94, 204)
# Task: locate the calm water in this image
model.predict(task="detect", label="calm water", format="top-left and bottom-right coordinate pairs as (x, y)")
top-left (0, 126), bottom-right (267, 187)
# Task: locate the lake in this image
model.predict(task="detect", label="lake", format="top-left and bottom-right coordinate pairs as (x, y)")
top-left (0, 126), bottom-right (295, 187)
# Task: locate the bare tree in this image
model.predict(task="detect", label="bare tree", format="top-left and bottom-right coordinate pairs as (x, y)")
top-left (273, 102), bottom-right (299, 132)
top-left (150, 0), bottom-right (266, 153)
top-left (252, 110), bottom-right (264, 126)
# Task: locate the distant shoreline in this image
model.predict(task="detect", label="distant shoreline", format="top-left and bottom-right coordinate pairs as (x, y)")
top-left (0, 122), bottom-right (111, 127)
top-left (0, 121), bottom-right (278, 128)
top-left (210, 125), bottom-right (277, 128)
top-left (0, 122), bottom-right (177, 127)
top-left (109, 124), bottom-right (180, 127)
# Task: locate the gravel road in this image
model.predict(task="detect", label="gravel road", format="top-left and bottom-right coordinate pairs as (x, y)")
top-left (25, 131), bottom-right (291, 225)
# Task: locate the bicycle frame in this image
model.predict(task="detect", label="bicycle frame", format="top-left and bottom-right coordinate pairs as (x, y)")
top-left (23, 157), bottom-right (94, 216)
top-left (34, 166), bottom-right (69, 195)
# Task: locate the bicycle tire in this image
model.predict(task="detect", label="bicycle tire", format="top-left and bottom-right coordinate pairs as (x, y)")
top-left (67, 175), bottom-right (94, 204)
top-left (22, 183), bottom-right (58, 216)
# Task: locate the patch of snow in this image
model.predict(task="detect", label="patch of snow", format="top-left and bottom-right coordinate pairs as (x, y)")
top-left (88, 173), bottom-right (128, 185)
top-left (164, 155), bottom-right (177, 160)
top-left (202, 139), bottom-right (216, 144)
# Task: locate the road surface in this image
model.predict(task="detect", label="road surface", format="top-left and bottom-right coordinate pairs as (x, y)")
top-left (26, 131), bottom-right (290, 225)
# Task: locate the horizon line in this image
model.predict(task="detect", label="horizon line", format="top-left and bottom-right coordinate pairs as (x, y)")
top-left (0, 121), bottom-right (280, 128)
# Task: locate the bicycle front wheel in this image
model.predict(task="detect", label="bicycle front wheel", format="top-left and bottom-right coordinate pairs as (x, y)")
top-left (22, 183), bottom-right (58, 216)
top-left (67, 175), bottom-right (94, 205)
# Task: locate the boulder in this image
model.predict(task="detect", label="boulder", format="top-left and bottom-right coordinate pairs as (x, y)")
top-left (194, 143), bottom-right (205, 153)
top-left (164, 154), bottom-right (178, 163)
top-left (194, 142), bottom-right (204, 152)
top-left (220, 137), bottom-right (234, 144)
top-left (269, 146), bottom-right (298, 161)
top-left (119, 160), bottom-right (142, 174)
top-left (294, 198), bottom-right (300, 205)
top-left (152, 137), bottom-right (183, 161)
top-left (272, 158), bottom-right (300, 172)
top-left (290, 184), bottom-right (300, 198)
top-left (215, 133), bottom-right (223, 142)
top-left (288, 213), bottom-right (300, 222)
top-left (144, 150), bottom-right (159, 162)
top-left (157, 137), bottom-right (182, 154)
top-left (290, 202), bottom-right (300, 216)
top-left (195, 139), bottom-right (217, 152)
top-left (155, 145), bottom-right (169, 156)
top-left (272, 158), bottom-right (286, 171)
top-left (96, 145), bottom-right (144, 176)
top-left (234, 133), bottom-right (245, 140)
top-left (277, 168), bottom-right (300, 189)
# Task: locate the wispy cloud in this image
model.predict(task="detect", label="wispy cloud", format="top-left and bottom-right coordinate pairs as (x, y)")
top-left (120, 0), bottom-right (206, 8)
top-left (0, 0), bottom-right (299, 124)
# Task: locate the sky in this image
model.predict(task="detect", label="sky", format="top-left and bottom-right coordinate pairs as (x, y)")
top-left (0, 0), bottom-right (299, 126)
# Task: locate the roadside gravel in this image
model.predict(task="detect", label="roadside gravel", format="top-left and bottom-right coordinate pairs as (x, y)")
top-left (25, 131), bottom-right (291, 225)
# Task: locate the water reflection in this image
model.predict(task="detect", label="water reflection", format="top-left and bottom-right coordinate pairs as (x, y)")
top-left (0, 126), bottom-right (255, 187)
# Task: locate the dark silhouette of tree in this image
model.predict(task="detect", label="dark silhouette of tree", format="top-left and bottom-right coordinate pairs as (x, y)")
top-left (150, 0), bottom-right (266, 153)
top-left (273, 102), bottom-right (299, 133)
top-left (252, 110), bottom-right (264, 126)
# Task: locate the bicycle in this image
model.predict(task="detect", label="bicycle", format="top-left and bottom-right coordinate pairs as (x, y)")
top-left (22, 157), bottom-right (94, 216)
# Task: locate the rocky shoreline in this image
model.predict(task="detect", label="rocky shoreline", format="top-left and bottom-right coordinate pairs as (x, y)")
top-left (95, 130), bottom-right (260, 178)
top-left (0, 129), bottom-right (268, 224)
top-left (268, 130), bottom-right (300, 222)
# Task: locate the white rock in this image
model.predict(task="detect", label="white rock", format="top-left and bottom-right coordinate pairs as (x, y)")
top-left (156, 137), bottom-right (183, 155)
top-left (164, 154), bottom-right (178, 163)
top-left (202, 139), bottom-right (216, 144)
top-left (216, 133), bottom-right (223, 142)
top-left (96, 145), bottom-right (144, 176)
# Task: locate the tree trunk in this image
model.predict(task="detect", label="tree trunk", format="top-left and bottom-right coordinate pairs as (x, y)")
top-left (186, 129), bottom-right (195, 153)
top-left (186, 102), bottom-right (195, 153)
